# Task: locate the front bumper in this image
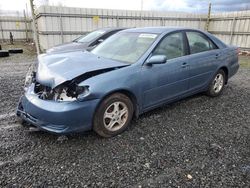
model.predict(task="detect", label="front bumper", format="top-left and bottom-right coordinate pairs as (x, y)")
top-left (16, 86), bottom-right (100, 134)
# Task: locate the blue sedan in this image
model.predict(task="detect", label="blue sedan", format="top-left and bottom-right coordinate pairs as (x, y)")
top-left (17, 27), bottom-right (239, 137)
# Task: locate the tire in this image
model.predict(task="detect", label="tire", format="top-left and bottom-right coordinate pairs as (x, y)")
top-left (17, 118), bottom-right (26, 126)
top-left (8, 48), bottom-right (23, 53)
top-left (0, 50), bottom-right (9, 57)
top-left (93, 93), bottom-right (134, 137)
top-left (206, 69), bottom-right (226, 97)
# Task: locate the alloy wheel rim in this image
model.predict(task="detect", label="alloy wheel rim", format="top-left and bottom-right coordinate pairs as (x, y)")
top-left (213, 73), bottom-right (224, 93)
top-left (103, 101), bottom-right (129, 131)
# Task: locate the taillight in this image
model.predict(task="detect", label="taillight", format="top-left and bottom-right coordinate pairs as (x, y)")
top-left (237, 48), bottom-right (240, 56)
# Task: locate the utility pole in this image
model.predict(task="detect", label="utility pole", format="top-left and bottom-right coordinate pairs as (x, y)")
top-left (0, 20), bottom-right (4, 43)
top-left (0, 8), bottom-right (4, 42)
top-left (141, 0), bottom-right (143, 11)
top-left (29, 0), bottom-right (40, 54)
top-left (205, 2), bottom-right (211, 31)
top-left (26, 3), bottom-right (29, 17)
top-left (23, 10), bottom-right (28, 42)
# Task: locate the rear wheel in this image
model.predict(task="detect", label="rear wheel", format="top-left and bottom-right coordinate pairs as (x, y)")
top-left (206, 69), bottom-right (225, 97)
top-left (93, 93), bottom-right (134, 137)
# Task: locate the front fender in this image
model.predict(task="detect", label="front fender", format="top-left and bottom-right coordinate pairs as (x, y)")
top-left (77, 64), bottom-right (142, 105)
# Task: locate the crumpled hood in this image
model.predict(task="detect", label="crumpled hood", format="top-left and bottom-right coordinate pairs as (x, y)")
top-left (46, 42), bottom-right (89, 54)
top-left (36, 51), bottom-right (127, 88)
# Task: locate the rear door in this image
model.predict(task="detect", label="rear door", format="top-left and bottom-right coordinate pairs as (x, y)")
top-left (141, 31), bottom-right (190, 109)
top-left (185, 31), bottom-right (221, 91)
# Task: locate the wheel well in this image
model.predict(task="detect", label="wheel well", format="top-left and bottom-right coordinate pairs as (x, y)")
top-left (99, 90), bottom-right (139, 118)
top-left (220, 67), bottom-right (228, 84)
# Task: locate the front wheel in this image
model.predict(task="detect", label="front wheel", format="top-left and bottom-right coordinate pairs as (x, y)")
top-left (206, 69), bottom-right (226, 97)
top-left (93, 93), bottom-right (134, 137)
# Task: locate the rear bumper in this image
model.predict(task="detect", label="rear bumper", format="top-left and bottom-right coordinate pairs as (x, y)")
top-left (16, 92), bottom-right (100, 134)
top-left (229, 61), bottom-right (240, 78)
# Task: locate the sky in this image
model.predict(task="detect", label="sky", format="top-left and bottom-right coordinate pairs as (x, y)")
top-left (0, 0), bottom-right (250, 14)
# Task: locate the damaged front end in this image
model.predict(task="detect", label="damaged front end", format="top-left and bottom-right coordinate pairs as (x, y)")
top-left (23, 51), bottom-right (128, 102)
top-left (23, 61), bottom-right (87, 102)
top-left (25, 65), bottom-right (120, 102)
top-left (17, 51), bottom-right (129, 134)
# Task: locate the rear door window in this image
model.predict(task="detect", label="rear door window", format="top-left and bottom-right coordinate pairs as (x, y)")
top-left (186, 32), bottom-right (217, 54)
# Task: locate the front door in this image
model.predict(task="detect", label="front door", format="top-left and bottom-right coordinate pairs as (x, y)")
top-left (141, 32), bottom-right (189, 109)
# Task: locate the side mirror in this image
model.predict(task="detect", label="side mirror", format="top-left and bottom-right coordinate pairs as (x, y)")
top-left (145, 55), bottom-right (167, 65)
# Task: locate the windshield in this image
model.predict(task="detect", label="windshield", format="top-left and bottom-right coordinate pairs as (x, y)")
top-left (76, 30), bottom-right (106, 43)
top-left (91, 32), bottom-right (158, 64)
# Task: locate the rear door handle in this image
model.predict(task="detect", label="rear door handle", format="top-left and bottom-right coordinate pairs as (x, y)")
top-left (215, 54), bottom-right (219, 59)
top-left (181, 62), bottom-right (189, 68)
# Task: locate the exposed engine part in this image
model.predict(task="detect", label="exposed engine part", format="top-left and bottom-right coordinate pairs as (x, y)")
top-left (54, 88), bottom-right (76, 101)
top-left (34, 82), bottom-right (87, 101)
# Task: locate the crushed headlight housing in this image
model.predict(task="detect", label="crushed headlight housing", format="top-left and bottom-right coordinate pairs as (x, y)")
top-left (50, 85), bottom-right (90, 102)
top-left (24, 63), bottom-right (36, 91)
top-left (76, 86), bottom-right (90, 101)
top-left (39, 85), bottom-right (89, 102)
top-left (33, 70), bottom-right (90, 102)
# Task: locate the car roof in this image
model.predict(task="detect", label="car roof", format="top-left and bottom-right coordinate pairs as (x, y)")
top-left (121, 27), bottom-right (198, 34)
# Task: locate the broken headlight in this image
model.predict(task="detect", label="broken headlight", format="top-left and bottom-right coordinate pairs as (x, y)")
top-left (54, 85), bottom-right (90, 102)
top-left (76, 86), bottom-right (90, 101)
top-left (24, 63), bottom-right (36, 91)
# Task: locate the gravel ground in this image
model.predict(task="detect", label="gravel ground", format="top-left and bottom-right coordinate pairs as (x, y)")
top-left (0, 43), bottom-right (250, 187)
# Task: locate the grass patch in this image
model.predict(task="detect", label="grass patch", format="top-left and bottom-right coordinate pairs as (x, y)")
top-left (239, 56), bottom-right (250, 68)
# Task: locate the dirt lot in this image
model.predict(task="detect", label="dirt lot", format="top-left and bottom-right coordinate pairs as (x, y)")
top-left (0, 43), bottom-right (250, 187)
